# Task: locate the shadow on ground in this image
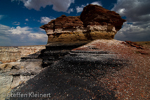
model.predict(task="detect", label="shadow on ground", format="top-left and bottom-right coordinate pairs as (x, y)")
top-left (8, 53), bottom-right (129, 100)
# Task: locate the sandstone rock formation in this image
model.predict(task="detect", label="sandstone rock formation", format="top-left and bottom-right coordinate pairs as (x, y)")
top-left (80, 4), bottom-right (126, 31)
top-left (4, 40), bottom-right (150, 100)
top-left (1, 4), bottom-right (150, 100)
top-left (39, 4), bottom-right (126, 67)
top-left (0, 46), bottom-right (45, 63)
top-left (40, 4), bottom-right (126, 45)
top-left (0, 51), bottom-right (45, 100)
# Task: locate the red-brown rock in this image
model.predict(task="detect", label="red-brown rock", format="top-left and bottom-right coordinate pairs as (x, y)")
top-left (40, 4), bottom-right (126, 45)
top-left (80, 4), bottom-right (126, 31)
top-left (137, 51), bottom-right (149, 55)
top-left (121, 41), bottom-right (144, 49)
top-left (40, 15), bottom-right (83, 30)
top-left (41, 4), bottom-right (126, 32)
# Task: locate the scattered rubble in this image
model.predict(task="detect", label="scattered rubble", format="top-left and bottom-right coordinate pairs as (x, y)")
top-left (121, 41), bottom-right (144, 49)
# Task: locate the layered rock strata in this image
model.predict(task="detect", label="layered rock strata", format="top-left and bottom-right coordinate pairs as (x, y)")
top-left (80, 4), bottom-right (126, 31)
top-left (8, 40), bottom-right (129, 100)
top-left (0, 45), bottom-right (46, 99)
top-left (39, 43), bottom-right (86, 67)
top-left (0, 49), bottom-right (45, 100)
top-left (0, 46), bottom-right (45, 63)
top-left (40, 4), bottom-right (126, 45)
top-left (39, 4), bottom-right (126, 67)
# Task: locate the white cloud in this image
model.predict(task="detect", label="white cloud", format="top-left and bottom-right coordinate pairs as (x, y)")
top-left (0, 24), bottom-right (10, 30)
top-left (0, 24), bottom-right (47, 46)
top-left (112, 0), bottom-right (150, 22)
top-left (9, 26), bottom-right (31, 35)
top-left (12, 0), bottom-right (75, 12)
top-left (25, 18), bottom-right (29, 21)
top-left (28, 33), bottom-right (47, 41)
top-left (76, 6), bottom-right (83, 13)
top-left (76, 2), bottom-right (102, 13)
top-left (118, 8), bottom-right (125, 15)
top-left (76, 4), bottom-right (87, 13)
top-left (0, 24), bottom-right (10, 36)
top-left (13, 22), bottom-right (20, 25)
top-left (67, 8), bottom-right (74, 13)
top-left (91, 1), bottom-right (102, 6)
top-left (112, 0), bottom-right (150, 41)
top-left (40, 17), bottom-right (55, 24)
top-left (115, 22), bottom-right (150, 41)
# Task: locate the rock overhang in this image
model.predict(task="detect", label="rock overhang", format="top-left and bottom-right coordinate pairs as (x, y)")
top-left (40, 4), bottom-right (126, 45)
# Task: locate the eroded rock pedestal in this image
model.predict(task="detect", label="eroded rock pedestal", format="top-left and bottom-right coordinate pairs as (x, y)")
top-left (41, 4), bottom-right (125, 44)
top-left (2, 4), bottom-right (150, 100)
top-left (39, 4), bottom-right (126, 67)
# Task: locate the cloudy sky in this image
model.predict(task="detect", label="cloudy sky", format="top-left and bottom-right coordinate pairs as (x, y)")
top-left (0, 0), bottom-right (150, 46)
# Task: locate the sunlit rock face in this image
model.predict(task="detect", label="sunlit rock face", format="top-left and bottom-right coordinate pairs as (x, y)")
top-left (39, 4), bottom-right (126, 67)
top-left (40, 4), bottom-right (126, 45)
top-left (80, 4), bottom-right (126, 31)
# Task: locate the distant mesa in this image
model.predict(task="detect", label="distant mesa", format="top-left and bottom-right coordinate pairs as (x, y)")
top-left (40, 4), bottom-right (126, 45)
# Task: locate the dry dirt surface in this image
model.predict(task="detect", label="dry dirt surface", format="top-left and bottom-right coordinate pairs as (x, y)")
top-left (81, 39), bottom-right (150, 99)
top-left (8, 39), bottom-right (150, 100)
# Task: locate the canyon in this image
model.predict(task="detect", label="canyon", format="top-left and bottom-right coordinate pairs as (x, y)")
top-left (0, 4), bottom-right (149, 100)
top-left (0, 45), bottom-right (45, 63)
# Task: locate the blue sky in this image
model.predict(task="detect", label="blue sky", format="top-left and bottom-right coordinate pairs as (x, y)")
top-left (0, 0), bottom-right (150, 46)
